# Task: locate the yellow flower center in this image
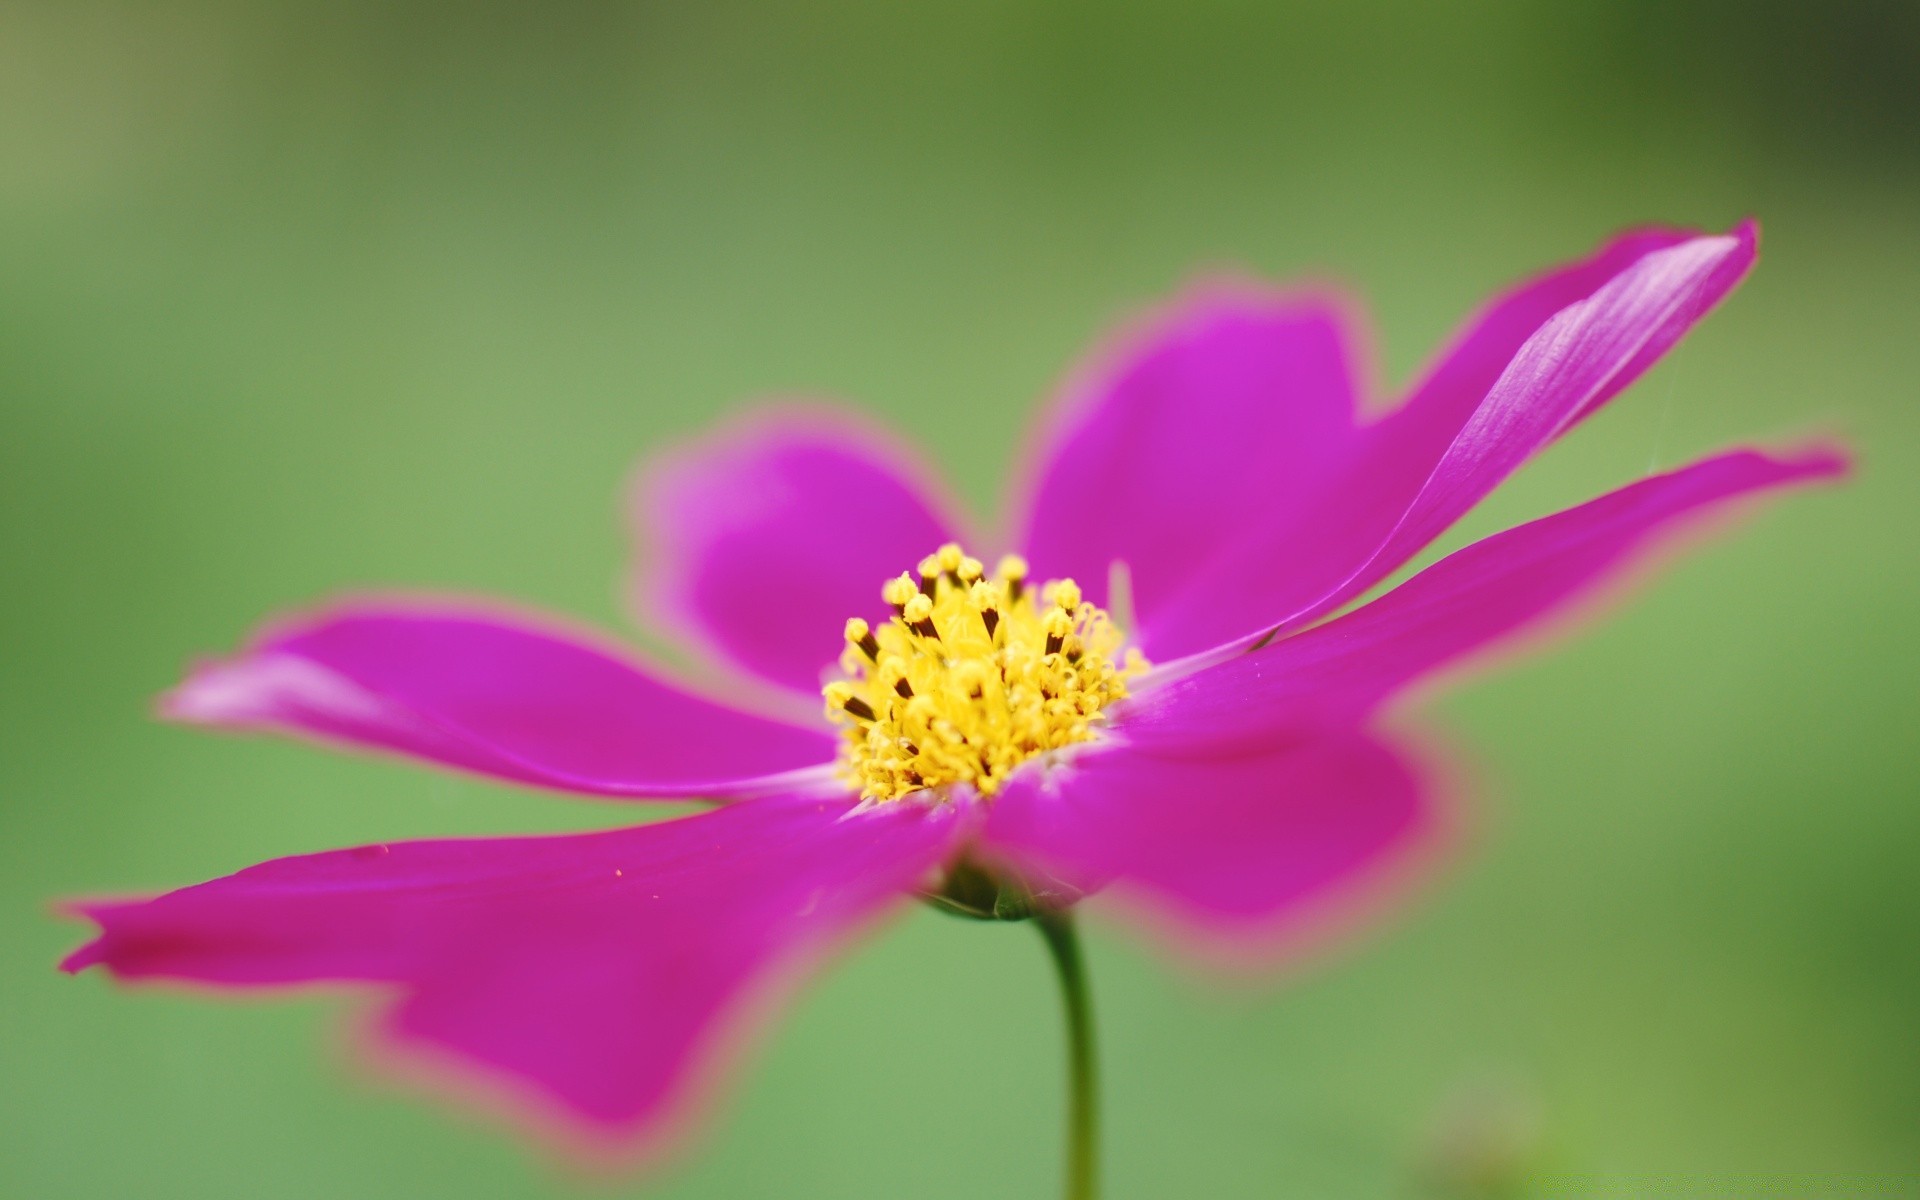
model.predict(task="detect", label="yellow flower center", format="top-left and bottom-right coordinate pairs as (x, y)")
top-left (823, 543), bottom-right (1146, 803)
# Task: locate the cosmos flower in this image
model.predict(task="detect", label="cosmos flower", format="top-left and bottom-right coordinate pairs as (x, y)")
top-left (62, 223), bottom-right (1841, 1165)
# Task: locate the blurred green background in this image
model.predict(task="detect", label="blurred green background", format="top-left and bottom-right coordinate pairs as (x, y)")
top-left (4, 2), bottom-right (1915, 1196)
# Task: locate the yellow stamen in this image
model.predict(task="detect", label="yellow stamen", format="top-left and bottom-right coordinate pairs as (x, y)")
top-left (822, 546), bottom-right (1146, 802)
top-left (881, 573), bottom-right (918, 609)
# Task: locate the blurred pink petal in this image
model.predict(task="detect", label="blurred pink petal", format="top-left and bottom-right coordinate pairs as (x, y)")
top-left (1125, 444), bottom-right (1846, 754)
top-left (631, 406), bottom-right (965, 697)
top-left (1015, 284), bottom-right (1366, 648)
top-left (163, 599), bottom-right (838, 800)
top-left (1146, 225), bottom-right (1760, 659)
top-left (64, 792), bottom-right (965, 1151)
top-left (981, 732), bottom-right (1438, 958)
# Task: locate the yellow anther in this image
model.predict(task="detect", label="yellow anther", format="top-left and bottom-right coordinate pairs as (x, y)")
top-left (823, 544), bottom-right (1146, 803)
top-left (882, 573), bottom-right (918, 608)
top-left (823, 680), bottom-right (876, 723)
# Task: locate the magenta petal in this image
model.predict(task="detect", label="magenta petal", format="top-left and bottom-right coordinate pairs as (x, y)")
top-left (1400, 226), bottom-right (1732, 437)
top-left (981, 733), bottom-right (1441, 959)
top-left (631, 406), bottom-right (966, 696)
top-left (1145, 226), bottom-right (1760, 659)
top-left (163, 599), bottom-right (838, 800)
top-left (62, 792), bottom-right (964, 1152)
top-left (1356, 224), bottom-right (1761, 580)
top-left (1124, 445), bottom-right (1847, 753)
top-left (1012, 283), bottom-right (1366, 642)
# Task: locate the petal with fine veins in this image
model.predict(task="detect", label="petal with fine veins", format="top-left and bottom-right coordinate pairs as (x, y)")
top-left (1124, 445), bottom-right (1846, 754)
top-left (164, 599), bottom-right (839, 800)
top-left (1012, 283), bottom-right (1367, 648)
top-left (1146, 225), bottom-right (1760, 660)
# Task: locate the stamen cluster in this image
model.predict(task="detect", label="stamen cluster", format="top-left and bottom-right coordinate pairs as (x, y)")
top-left (824, 544), bottom-right (1144, 803)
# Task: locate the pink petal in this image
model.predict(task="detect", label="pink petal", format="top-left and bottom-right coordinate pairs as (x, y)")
top-left (1145, 225), bottom-right (1760, 660)
top-left (1011, 283), bottom-right (1366, 643)
top-left (1401, 226), bottom-right (1730, 436)
top-left (62, 792), bottom-right (965, 1155)
top-left (631, 406), bottom-right (967, 697)
top-left (163, 598), bottom-right (838, 800)
top-left (1124, 445), bottom-right (1847, 754)
top-left (980, 732), bottom-right (1443, 961)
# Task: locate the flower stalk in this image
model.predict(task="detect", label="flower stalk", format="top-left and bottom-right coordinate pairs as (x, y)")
top-left (1037, 909), bottom-right (1099, 1200)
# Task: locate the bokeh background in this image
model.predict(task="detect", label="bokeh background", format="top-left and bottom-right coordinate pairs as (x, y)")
top-left (4, 2), bottom-right (1916, 1196)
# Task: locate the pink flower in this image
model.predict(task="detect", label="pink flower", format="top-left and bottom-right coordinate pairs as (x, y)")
top-left (62, 223), bottom-right (1842, 1163)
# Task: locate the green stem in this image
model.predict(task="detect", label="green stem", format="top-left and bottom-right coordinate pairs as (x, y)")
top-left (1036, 909), bottom-right (1099, 1200)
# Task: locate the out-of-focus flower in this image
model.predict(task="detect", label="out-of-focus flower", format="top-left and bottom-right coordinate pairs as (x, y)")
top-left (62, 223), bottom-right (1841, 1160)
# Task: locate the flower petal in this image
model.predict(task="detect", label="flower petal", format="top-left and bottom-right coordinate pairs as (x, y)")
top-left (1124, 445), bottom-right (1847, 753)
top-left (1144, 225), bottom-right (1760, 660)
top-left (62, 792), bottom-right (964, 1155)
top-left (1401, 226), bottom-right (1731, 438)
top-left (631, 406), bottom-right (966, 697)
top-left (1012, 283), bottom-right (1366, 642)
top-left (981, 732), bottom-right (1442, 961)
top-left (163, 599), bottom-right (839, 800)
